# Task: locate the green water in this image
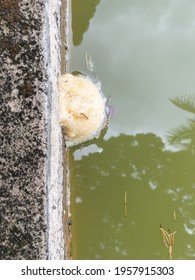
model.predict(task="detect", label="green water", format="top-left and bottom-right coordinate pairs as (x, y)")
top-left (68, 0), bottom-right (195, 259)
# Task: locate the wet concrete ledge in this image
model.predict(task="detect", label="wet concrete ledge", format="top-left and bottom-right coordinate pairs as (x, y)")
top-left (0, 0), bottom-right (68, 259)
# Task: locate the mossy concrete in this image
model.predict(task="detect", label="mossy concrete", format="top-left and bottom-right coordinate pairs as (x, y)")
top-left (0, 0), bottom-right (67, 259)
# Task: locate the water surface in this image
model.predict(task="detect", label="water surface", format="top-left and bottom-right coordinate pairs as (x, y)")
top-left (69, 0), bottom-right (195, 259)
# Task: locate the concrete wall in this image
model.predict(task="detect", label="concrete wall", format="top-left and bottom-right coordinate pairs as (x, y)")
top-left (0, 0), bottom-right (68, 259)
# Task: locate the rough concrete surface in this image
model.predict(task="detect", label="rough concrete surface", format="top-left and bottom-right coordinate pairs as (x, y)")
top-left (0, 0), bottom-right (66, 259)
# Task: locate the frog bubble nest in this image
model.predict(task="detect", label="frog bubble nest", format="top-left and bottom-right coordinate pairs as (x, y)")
top-left (58, 73), bottom-right (109, 147)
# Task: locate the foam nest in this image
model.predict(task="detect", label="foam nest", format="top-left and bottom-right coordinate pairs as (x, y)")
top-left (58, 73), bottom-right (108, 147)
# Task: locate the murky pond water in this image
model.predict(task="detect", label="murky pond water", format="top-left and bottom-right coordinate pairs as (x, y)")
top-left (68, 0), bottom-right (195, 259)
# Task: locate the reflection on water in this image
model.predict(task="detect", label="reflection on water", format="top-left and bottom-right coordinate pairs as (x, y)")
top-left (168, 96), bottom-right (195, 152)
top-left (72, 0), bottom-right (101, 46)
top-left (69, 0), bottom-right (195, 259)
top-left (70, 133), bottom-right (195, 259)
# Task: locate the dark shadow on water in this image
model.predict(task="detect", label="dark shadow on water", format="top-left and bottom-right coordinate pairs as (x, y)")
top-left (72, 0), bottom-right (101, 46)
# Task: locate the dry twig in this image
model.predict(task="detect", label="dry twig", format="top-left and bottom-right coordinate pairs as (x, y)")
top-left (160, 224), bottom-right (176, 260)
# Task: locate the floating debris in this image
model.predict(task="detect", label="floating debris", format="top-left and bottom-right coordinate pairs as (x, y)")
top-left (58, 73), bottom-right (109, 147)
top-left (173, 210), bottom-right (176, 220)
top-left (124, 190), bottom-right (127, 217)
top-left (86, 52), bottom-right (96, 76)
top-left (160, 224), bottom-right (176, 260)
